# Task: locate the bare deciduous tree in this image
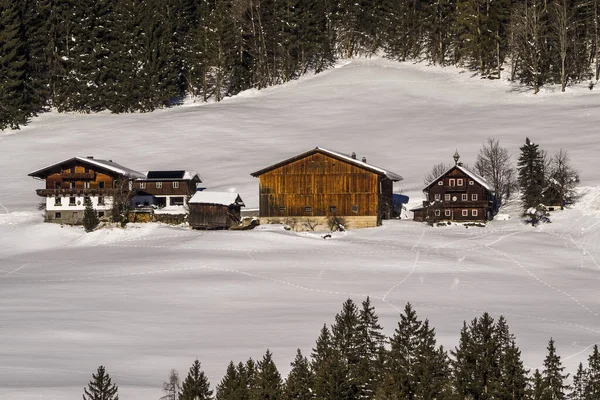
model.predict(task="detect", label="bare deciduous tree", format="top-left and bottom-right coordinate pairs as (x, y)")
top-left (424, 163), bottom-right (451, 185)
top-left (474, 138), bottom-right (517, 207)
top-left (161, 369), bottom-right (180, 400)
top-left (551, 0), bottom-right (570, 92)
top-left (544, 149), bottom-right (580, 209)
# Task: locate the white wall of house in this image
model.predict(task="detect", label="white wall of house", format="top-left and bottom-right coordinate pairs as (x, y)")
top-left (46, 195), bottom-right (114, 211)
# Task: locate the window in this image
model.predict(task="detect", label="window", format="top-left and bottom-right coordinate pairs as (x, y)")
top-left (140, 182), bottom-right (146, 189)
top-left (54, 212), bottom-right (61, 219)
top-left (99, 181), bottom-right (105, 189)
top-left (469, 180), bottom-right (475, 185)
top-left (84, 167), bottom-right (90, 173)
top-left (457, 179), bottom-right (463, 186)
top-left (170, 197), bottom-right (184, 206)
top-left (55, 182), bottom-right (61, 189)
top-left (472, 194), bottom-right (478, 201)
top-left (83, 181), bottom-right (90, 189)
top-left (462, 194), bottom-right (468, 201)
top-left (445, 210), bottom-right (451, 217)
top-left (279, 206), bottom-right (286, 213)
top-left (434, 194), bottom-right (441, 201)
top-left (84, 196), bottom-right (91, 204)
top-left (70, 167), bottom-right (75, 173)
top-left (437, 181), bottom-right (443, 185)
top-left (472, 210), bottom-right (478, 216)
top-left (173, 182), bottom-right (179, 189)
top-left (70, 182), bottom-right (75, 189)
top-left (156, 182), bottom-right (163, 189)
top-left (352, 205), bottom-right (359, 213)
top-left (98, 212), bottom-right (104, 218)
top-left (444, 194), bottom-right (451, 201)
top-left (462, 210), bottom-right (468, 216)
top-left (305, 206), bottom-right (313, 213)
top-left (449, 179), bottom-right (455, 186)
top-left (98, 196), bottom-right (105, 205)
top-left (329, 206), bottom-right (337, 213)
top-left (435, 210), bottom-right (441, 216)
top-left (54, 197), bottom-right (61, 206)
top-left (69, 197), bottom-right (76, 206)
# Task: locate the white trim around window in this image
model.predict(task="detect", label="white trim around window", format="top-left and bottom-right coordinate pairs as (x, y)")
top-left (438, 181), bottom-right (443, 185)
top-left (462, 194), bottom-right (468, 201)
top-left (457, 179), bottom-right (463, 186)
top-left (444, 194), bottom-right (451, 201)
top-left (445, 209), bottom-right (451, 217)
top-left (472, 194), bottom-right (478, 201)
top-left (462, 209), bottom-right (468, 216)
top-left (449, 179), bottom-right (455, 186)
top-left (472, 209), bottom-right (478, 216)
top-left (173, 181), bottom-right (179, 189)
top-left (156, 182), bottom-right (163, 189)
top-left (140, 182), bottom-right (146, 189)
top-left (435, 210), bottom-right (441, 216)
top-left (435, 194), bottom-right (441, 201)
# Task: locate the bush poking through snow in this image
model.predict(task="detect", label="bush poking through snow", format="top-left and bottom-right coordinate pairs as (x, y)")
top-left (327, 215), bottom-right (346, 232)
top-left (523, 205), bottom-right (551, 226)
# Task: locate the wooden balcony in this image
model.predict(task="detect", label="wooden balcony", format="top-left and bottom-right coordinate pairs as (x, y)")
top-left (36, 188), bottom-right (118, 197)
top-left (60, 172), bottom-right (96, 180)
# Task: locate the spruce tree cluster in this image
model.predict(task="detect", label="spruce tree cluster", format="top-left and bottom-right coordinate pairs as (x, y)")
top-left (4, 0), bottom-right (600, 130)
top-left (84, 299), bottom-right (600, 400)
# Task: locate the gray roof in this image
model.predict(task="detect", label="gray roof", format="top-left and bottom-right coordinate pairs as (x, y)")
top-left (424, 164), bottom-right (493, 192)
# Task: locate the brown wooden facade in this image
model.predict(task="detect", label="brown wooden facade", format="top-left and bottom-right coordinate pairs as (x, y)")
top-left (189, 204), bottom-right (242, 229)
top-left (412, 165), bottom-right (495, 223)
top-left (251, 148), bottom-right (402, 224)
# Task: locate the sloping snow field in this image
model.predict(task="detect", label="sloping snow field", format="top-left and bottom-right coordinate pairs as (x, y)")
top-left (1, 58), bottom-right (600, 399)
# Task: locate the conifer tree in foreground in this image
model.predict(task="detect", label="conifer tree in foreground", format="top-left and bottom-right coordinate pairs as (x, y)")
top-left (541, 338), bottom-right (569, 400)
top-left (355, 296), bottom-right (386, 398)
top-left (83, 197), bottom-right (99, 232)
top-left (586, 345), bottom-right (600, 399)
top-left (251, 349), bottom-right (283, 399)
top-left (179, 359), bottom-right (213, 400)
top-left (282, 349), bottom-right (314, 400)
top-left (517, 137), bottom-right (547, 224)
top-left (216, 360), bottom-right (254, 400)
top-left (83, 365), bottom-right (119, 400)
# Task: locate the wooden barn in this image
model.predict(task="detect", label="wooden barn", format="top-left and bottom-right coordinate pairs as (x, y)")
top-left (188, 192), bottom-right (245, 230)
top-left (412, 151), bottom-right (496, 223)
top-left (250, 147), bottom-right (403, 230)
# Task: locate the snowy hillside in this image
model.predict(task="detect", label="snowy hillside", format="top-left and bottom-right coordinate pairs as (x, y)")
top-left (1, 58), bottom-right (600, 399)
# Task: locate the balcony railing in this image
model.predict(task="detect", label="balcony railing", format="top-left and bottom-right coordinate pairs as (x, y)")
top-left (36, 188), bottom-right (118, 197)
top-left (59, 172), bottom-right (96, 180)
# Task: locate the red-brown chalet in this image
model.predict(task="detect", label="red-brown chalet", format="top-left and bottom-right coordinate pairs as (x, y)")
top-left (412, 152), bottom-right (496, 223)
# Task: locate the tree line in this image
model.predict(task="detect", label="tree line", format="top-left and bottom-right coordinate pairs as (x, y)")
top-left (2, 0), bottom-right (600, 130)
top-left (83, 297), bottom-right (600, 400)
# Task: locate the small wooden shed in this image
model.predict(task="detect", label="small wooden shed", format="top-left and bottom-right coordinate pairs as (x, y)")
top-left (188, 191), bottom-right (245, 230)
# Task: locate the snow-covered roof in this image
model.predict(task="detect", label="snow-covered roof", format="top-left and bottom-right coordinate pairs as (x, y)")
top-left (140, 170), bottom-right (202, 181)
top-left (189, 191), bottom-right (245, 206)
top-left (250, 147), bottom-right (403, 181)
top-left (424, 164), bottom-right (493, 192)
top-left (28, 157), bottom-right (145, 179)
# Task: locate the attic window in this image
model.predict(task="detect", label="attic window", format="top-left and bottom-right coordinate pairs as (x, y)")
top-left (457, 179), bottom-right (463, 186)
top-left (304, 206), bottom-right (312, 213)
top-left (449, 179), bottom-right (455, 186)
top-left (279, 206), bottom-right (286, 213)
top-left (156, 182), bottom-right (163, 189)
top-left (173, 182), bottom-right (179, 189)
top-left (438, 181), bottom-right (443, 185)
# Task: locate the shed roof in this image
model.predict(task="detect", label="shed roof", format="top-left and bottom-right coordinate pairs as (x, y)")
top-left (189, 191), bottom-right (245, 207)
top-left (250, 147), bottom-right (403, 181)
top-left (28, 157), bottom-right (145, 179)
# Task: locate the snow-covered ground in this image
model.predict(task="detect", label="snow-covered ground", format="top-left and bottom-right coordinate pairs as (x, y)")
top-left (1, 58), bottom-right (600, 399)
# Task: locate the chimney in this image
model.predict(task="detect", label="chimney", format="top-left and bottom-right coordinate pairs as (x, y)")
top-left (351, 152), bottom-right (356, 159)
top-left (87, 156), bottom-right (94, 159)
top-left (362, 157), bottom-right (367, 163)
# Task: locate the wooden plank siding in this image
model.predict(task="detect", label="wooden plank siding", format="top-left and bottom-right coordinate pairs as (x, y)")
top-left (189, 204), bottom-right (241, 229)
top-left (257, 152), bottom-right (390, 218)
top-left (45, 164), bottom-right (116, 190)
top-left (133, 181), bottom-right (196, 196)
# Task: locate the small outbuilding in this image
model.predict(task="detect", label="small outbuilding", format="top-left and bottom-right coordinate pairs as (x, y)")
top-left (188, 191), bottom-right (245, 230)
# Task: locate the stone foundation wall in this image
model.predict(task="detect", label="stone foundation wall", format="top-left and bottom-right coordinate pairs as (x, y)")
top-left (260, 216), bottom-right (378, 231)
top-left (45, 210), bottom-right (111, 225)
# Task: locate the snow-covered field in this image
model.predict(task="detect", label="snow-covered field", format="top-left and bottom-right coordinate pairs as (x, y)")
top-left (1, 58), bottom-right (600, 399)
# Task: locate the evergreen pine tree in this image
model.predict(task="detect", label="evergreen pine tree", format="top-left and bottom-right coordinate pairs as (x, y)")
top-left (330, 298), bottom-right (361, 398)
top-left (0, 0), bottom-right (28, 130)
top-left (179, 359), bottom-right (213, 400)
top-left (355, 296), bottom-right (386, 398)
top-left (586, 344), bottom-right (600, 399)
top-left (517, 138), bottom-right (546, 213)
top-left (571, 362), bottom-right (588, 400)
top-left (499, 339), bottom-right (529, 400)
top-left (83, 197), bottom-right (99, 232)
top-left (216, 361), bottom-right (249, 400)
top-left (540, 338), bottom-right (569, 400)
top-left (282, 349), bottom-right (314, 400)
top-left (531, 369), bottom-right (544, 400)
top-left (310, 323), bottom-right (346, 400)
top-left (83, 365), bottom-right (119, 400)
top-left (251, 349), bottom-right (283, 400)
